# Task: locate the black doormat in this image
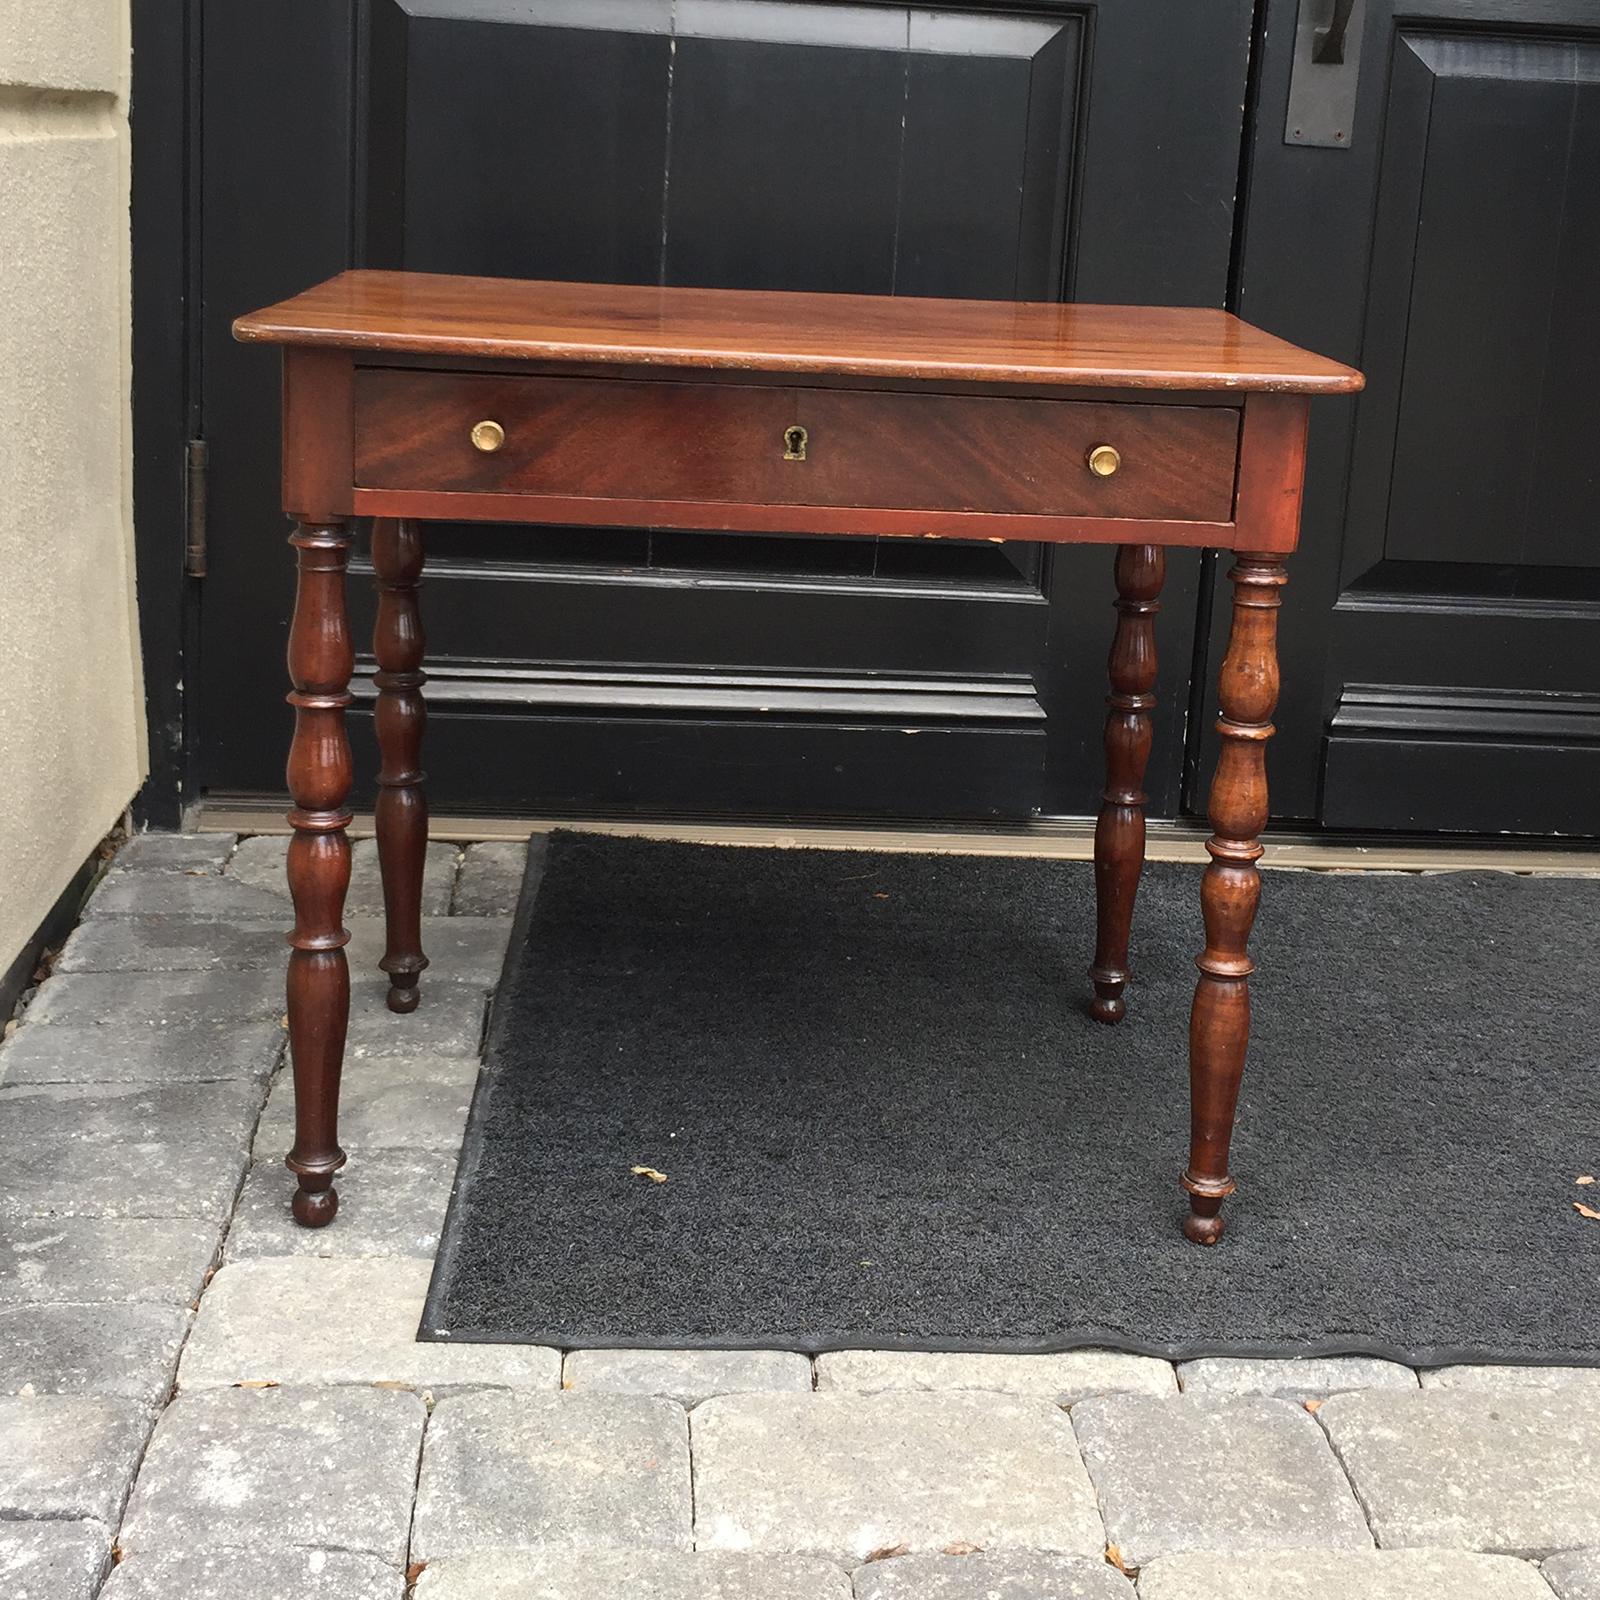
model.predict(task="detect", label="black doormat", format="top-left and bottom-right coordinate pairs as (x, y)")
top-left (420, 832), bottom-right (1600, 1365)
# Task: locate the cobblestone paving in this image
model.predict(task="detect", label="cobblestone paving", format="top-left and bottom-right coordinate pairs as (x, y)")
top-left (1, 834), bottom-right (1596, 1598)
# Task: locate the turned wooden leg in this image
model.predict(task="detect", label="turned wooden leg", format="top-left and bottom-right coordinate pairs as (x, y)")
top-left (1089, 544), bottom-right (1165, 1025)
top-left (284, 519), bottom-right (354, 1228)
top-left (372, 518), bottom-right (429, 1015)
top-left (1182, 553), bottom-right (1286, 1245)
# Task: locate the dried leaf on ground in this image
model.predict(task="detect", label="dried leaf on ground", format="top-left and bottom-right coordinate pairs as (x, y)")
top-left (1105, 1544), bottom-right (1137, 1576)
top-left (1303, 1398), bottom-right (1325, 1414)
top-left (631, 1165), bottom-right (669, 1184)
top-left (1574, 1201), bottom-right (1600, 1221)
top-left (864, 1544), bottom-right (910, 1563)
top-left (1577, 1175), bottom-right (1595, 1186)
top-left (943, 1541), bottom-right (983, 1556)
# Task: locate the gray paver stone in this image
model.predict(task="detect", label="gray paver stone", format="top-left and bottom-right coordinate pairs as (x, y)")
top-left (562, 1347), bottom-right (813, 1406)
top-left (814, 1350), bottom-right (1175, 1406)
top-left (415, 1549), bottom-right (850, 1599)
top-left (83, 873), bottom-right (287, 920)
top-left (411, 1389), bottom-right (692, 1559)
top-left (227, 834), bottom-right (458, 914)
top-left (225, 1149), bottom-right (456, 1261)
top-left (0, 1395), bottom-right (152, 1521)
top-left (1136, 1549), bottom-right (1557, 1598)
top-left (0, 1079), bottom-right (262, 1148)
top-left (27, 969), bottom-right (282, 1027)
top-left (100, 1547), bottom-right (404, 1600)
top-left (56, 916), bottom-right (284, 974)
top-left (1320, 1389), bottom-right (1600, 1556)
top-left (346, 915), bottom-right (511, 987)
top-left (0, 1217), bottom-right (218, 1306)
top-left (179, 1257), bottom-right (559, 1392)
top-left (852, 1551), bottom-right (1134, 1599)
top-left (0, 1521), bottom-right (110, 1600)
top-left (253, 1054), bottom-right (478, 1155)
top-left (691, 1392), bottom-right (1104, 1564)
top-left (0, 1130), bottom-right (246, 1221)
top-left (346, 978), bottom-right (487, 1057)
top-left (0, 1303), bottom-right (189, 1407)
top-left (453, 839), bottom-right (534, 915)
top-left (1177, 1357), bottom-right (1417, 1402)
top-left (112, 832), bottom-right (237, 873)
top-left (118, 1385), bottom-right (425, 1565)
top-left (1422, 1365), bottom-right (1600, 1391)
top-left (1545, 1548), bottom-right (1600, 1600)
top-left (1071, 1395), bottom-right (1370, 1569)
top-left (0, 1020), bottom-right (283, 1085)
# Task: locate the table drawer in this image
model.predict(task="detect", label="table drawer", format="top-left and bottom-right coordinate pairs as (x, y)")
top-left (354, 370), bottom-right (1241, 523)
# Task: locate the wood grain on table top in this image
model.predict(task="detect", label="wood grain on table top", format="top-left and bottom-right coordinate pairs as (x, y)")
top-left (236, 271), bottom-right (1364, 395)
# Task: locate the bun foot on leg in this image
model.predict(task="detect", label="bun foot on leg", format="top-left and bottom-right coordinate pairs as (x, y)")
top-left (1181, 1171), bottom-right (1235, 1246)
top-left (290, 1177), bottom-right (341, 1228)
top-left (383, 970), bottom-right (421, 1014)
top-left (1087, 975), bottom-right (1127, 1026)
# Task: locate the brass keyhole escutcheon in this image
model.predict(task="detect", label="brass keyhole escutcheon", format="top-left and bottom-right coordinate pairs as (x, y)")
top-left (470, 419), bottom-right (506, 454)
top-left (783, 424), bottom-right (808, 462)
top-left (1086, 443), bottom-right (1121, 477)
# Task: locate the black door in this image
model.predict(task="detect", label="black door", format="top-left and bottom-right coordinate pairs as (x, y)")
top-left (1213, 0), bottom-right (1600, 834)
top-left (195, 0), bottom-right (1252, 820)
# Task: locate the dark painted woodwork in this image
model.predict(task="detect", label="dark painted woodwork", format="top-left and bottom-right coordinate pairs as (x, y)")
top-left (1220, 0), bottom-right (1600, 835)
top-left (1089, 545), bottom-right (1165, 1025)
top-left (247, 272), bottom-right (1350, 1237)
top-left (372, 518), bottom-right (429, 1014)
top-left (194, 0), bottom-right (1257, 820)
top-left (1183, 556), bottom-right (1286, 1246)
top-left (283, 520), bottom-right (355, 1228)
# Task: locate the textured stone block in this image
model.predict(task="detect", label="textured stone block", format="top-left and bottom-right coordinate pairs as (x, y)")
top-left (100, 1548), bottom-right (404, 1600)
top-left (1177, 1357), bottom-right (1417, 1402)
top-left (0, 1217), bottom-right (218, 1306)
top-left (853, 1551), bottom-right (1134, 1598)
top-left (0, 1126), bottom-right (247, 1221)
top-left (0, 0), bottom-right (125, 91)
top-left (252, 1054), bottom-right (478, 1156)
top-left (111, 832), bottom-right (236, 874)
top-left (1136, 1549), bottom-right (1555, 1598)
top-left (346, 979), bottom-right (487, 1058)
top-left (27, 969), bottom-right (282, 1027)
top-left (1421, 1365), bottom-right (1600, 1391)
top-left (563, 1347), bottom-right (813, 1407)
top-left (0, 1020), bottom-right (283, 1085)
top-left (0, 1303), bottom-right (189, 1407)
top-left (1071, 1395), bottom-right (1370, 1569)
top-left (118, 1386), bottom-right (426, 1565)
top-left (84, 873), bottom-right (287, 921)
top-left (412, 1390), bottom-right (692, 1559)
top-left (453, 839), bottom-right (533, 915)
top-left (226, 1149), bottom-right (456, 1262)
top-left (1320, 1389), bottom-right (1600, 1556)
top-left (814, 1349), bottom-right (1176, 1406)
top-left (415, 1549), bottom-right (850, 1599)
top-left (179, 1258), bottom-right (558, 1393)
top-left (345, 916), bottom-right (512, 988)
top-left (0, 1079), bottom-right (262, 1148)
top-left (227, 834), bottom-right (458, 915)
top-left (56, 916), bottom-right (283, 974)
top-left (692, 1392), bottom-right (1104, 1563)
top-left (0, 1521), bottom-right (110, 1600)
top-left (0, 1394), bottom-right (151, 1521)
top-left (1545, 1548), bottom-right (1600, 1600)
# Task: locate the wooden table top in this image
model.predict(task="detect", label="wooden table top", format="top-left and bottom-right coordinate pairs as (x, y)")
top-left (235, 271), bottom-right (1363, 395)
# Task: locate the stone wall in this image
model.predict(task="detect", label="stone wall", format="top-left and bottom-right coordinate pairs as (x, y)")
top-left (0, 0), bottom-right (145, 969)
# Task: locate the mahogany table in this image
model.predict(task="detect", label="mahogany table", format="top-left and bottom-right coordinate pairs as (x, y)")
top-left (234, 271), bottom-right (1362, 1244)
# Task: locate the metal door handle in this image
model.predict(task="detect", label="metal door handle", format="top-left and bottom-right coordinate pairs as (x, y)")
top-left (1313, 0), bottom-right (1355, 64)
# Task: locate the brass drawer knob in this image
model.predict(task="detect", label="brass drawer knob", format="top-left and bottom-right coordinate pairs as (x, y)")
top-left (1087, 443), bottom-right (1121, 477)
top-left (470, 419), bottom-right (506, 454)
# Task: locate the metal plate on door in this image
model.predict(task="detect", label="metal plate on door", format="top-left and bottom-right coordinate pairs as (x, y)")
top-left (1284, 0), bottom-right (1366, 149)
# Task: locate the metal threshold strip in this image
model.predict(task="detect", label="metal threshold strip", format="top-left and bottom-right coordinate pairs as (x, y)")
top-left (196, 800), bottom-right (1600, 876)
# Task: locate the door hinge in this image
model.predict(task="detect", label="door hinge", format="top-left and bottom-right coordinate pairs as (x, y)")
top-left (184, 438), bottom-right (208, 578)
